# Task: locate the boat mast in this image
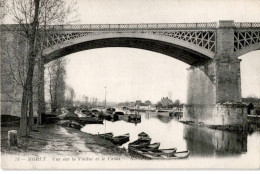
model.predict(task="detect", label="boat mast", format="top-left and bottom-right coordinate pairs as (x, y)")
top-left (104, 86), bottom-right (106, 108)
top-left (104, 86), bottom-right (106, 133)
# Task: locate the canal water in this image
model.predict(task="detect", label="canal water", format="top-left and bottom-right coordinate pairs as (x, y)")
top-left (81, 112), bottom-right (260, 160)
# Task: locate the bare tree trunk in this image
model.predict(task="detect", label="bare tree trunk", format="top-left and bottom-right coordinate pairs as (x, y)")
top-left (20, 89), bottom-right (29, 137)
top-left (20, 0), bottom-right (40, 137)
top-left (28, 82), bottom-right (34, 131)
top-left (37, 57), bottom-right (45, 125)
top-left (20, 56), bottom-right (35, 136)
top-left (48, 67), bottom-right (54, 112)
top-left (53, 66), bottom-right (60, 112)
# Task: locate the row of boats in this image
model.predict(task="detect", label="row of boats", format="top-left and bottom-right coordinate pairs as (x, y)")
top-left (63, 107), bottom-right (143, 130)
top-left (74, 107), bottom-right (141, 124)
top-left (98, 132), bottom-right (190, 160)
top-left (72, 106), bottom-right (179, 126)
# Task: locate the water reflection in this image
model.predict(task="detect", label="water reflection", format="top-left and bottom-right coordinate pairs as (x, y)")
top-left (155, 115), bottom-right (173, 123)
top-left (145, 112), bottom-right (173, 123)
top-left (81, 112), bottom-right (259, 158)
top-left (128, 119), bottom-right (141, 125)
top-left (184, 125), bottom-right (247, 157)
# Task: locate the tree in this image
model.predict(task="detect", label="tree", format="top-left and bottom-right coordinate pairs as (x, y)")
top-left (156, 102), bottom-right (162, 109)
top-left (0, 27), bottom-right (48, 128)
top-left (144, 100), bottom-right (152, 106)
top-left (46, 57), bottom-right (66, 112)
top-left (1, 31), bottom-right (28, 104)
top-left (173, 99), bottom-right (180, 106)
top-left (83, 95), bottom-right (89, 106)
top-left (4, 0), bottom-right (78, 136)
top-left (65, 85), bottom-right (75, 106)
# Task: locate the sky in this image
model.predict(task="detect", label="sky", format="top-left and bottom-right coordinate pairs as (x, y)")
top-left (65, 48), bottom-right (189, 103)
top-left (59, 0), bottom-right (260, 104)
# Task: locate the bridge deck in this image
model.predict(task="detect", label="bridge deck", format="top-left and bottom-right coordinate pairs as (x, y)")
top-left (1, 22), bottom-right (260, 32)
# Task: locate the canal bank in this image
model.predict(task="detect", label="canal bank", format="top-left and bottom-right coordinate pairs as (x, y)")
top-left (1, 124), bottom-right (130, 158)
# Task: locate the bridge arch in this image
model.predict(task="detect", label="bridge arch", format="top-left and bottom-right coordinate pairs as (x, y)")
top-left (42, 32), bottom-right (215, 65)
top-left (234, 42), bottom-right (260, 57)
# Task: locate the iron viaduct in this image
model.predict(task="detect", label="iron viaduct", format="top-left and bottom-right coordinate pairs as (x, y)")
top-left (1, 20), bottom-right (260, 126)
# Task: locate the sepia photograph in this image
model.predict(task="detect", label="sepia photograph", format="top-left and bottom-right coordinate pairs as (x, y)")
top-left (0, 0), bottom-right (260, 169)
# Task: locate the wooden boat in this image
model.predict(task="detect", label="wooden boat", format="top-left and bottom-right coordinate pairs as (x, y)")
top-left (106, 107), bottom-right (116, 114)
top-left (113, 111), bottom-right (125, 120)
top-left (122, 106), bottom-right (130, 110)
top-left (140, 143), bottom-right (160, 151)
top-left (78, 117), bottom-right (103, 124)
top-left (98, 132), bottom-right (113, 140)
top-left (68, 121), bottom-right (83, 130)
top-left (118, 114), bottom-right (129, 122)
top-left (103, 107), bottom-right (116, 120)
top-left (98, 133), bottom-right (130, 146)
top-left (144, 150), bottom-right (190, 160)
top-left (138, 132), bottom-right (149, 139)
top-left (145, 148), bottom-right (177, 157)
top-left (128, 138), bottom-right (151, 149)
top-left (129, 114), bottom-right (141, 120)
top-left (91, 108), bottom-right (101, 114)
top-left (111, 133), bottom-right (130, 145)
top-left (130, 148), bottom-right (189, 160)
top-left (168, 150), bottom-right (190, 159)
top-left (131, 148), bottom-right (176, 159)
top-left (81, 109), bottom-right (92, 115)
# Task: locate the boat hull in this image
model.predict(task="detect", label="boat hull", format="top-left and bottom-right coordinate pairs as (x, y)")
top-left (78, 117), bottom-right (103, 124)
top-left (98, 133), bottom-right (113, 140)
top-left (128, 138), bottom-right (151, 149)
top-left (68, 121), bottom-right (83, 130)
top-left (140, 143), bottom-right (160, 151)
top-left (129, 149), bottom-right (189, 160)
top-left (111, 134), bottom-right (130, 145)
top-left (99, 133), bottom-right (130, 146)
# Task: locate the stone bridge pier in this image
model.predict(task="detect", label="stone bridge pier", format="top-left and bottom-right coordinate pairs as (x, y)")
top-left (183, 21), bottom-right (247, 126)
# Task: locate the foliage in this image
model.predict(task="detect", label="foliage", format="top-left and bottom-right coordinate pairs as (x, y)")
top-left (46, 57), bottom-right (66, 112)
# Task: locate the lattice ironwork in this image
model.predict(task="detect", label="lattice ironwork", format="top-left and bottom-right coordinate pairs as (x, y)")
top-left (150, 31), bottom-right (216, 52)
top-left (44, 32), bottom-right (95, 48)
top-left (43, 30), bottom-right (217, 53)
top-left (234, 31), bottom-right (260, 51)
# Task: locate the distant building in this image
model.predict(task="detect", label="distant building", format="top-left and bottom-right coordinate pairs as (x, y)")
top-left (129, 102), bottom-right (135, 107)
top-left (172, 105), bottom-right (184, 112)
top-left (247, 103), bottom-right (255, 115)
top-left (136, 100), bottom-right (142, 106)
top-left (144, 100), bottom-right (152, 106)
top-left (242, 98), bottom-right (260, 115)
top-left (160, 97), bottom-right (173, 108)
top-left (245, 103), bottom-right (260, 115)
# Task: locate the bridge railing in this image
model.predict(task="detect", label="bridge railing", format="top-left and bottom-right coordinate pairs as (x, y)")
top-left (234, 22), bottom-right (260, 28)
top-left (2, 22), bottom-right (260, 31)
top-left (41, 22), bottom-right (217, 30)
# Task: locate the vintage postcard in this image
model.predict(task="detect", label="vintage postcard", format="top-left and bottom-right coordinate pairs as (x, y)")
top-left (1, 0), bottom-right (260, 170)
